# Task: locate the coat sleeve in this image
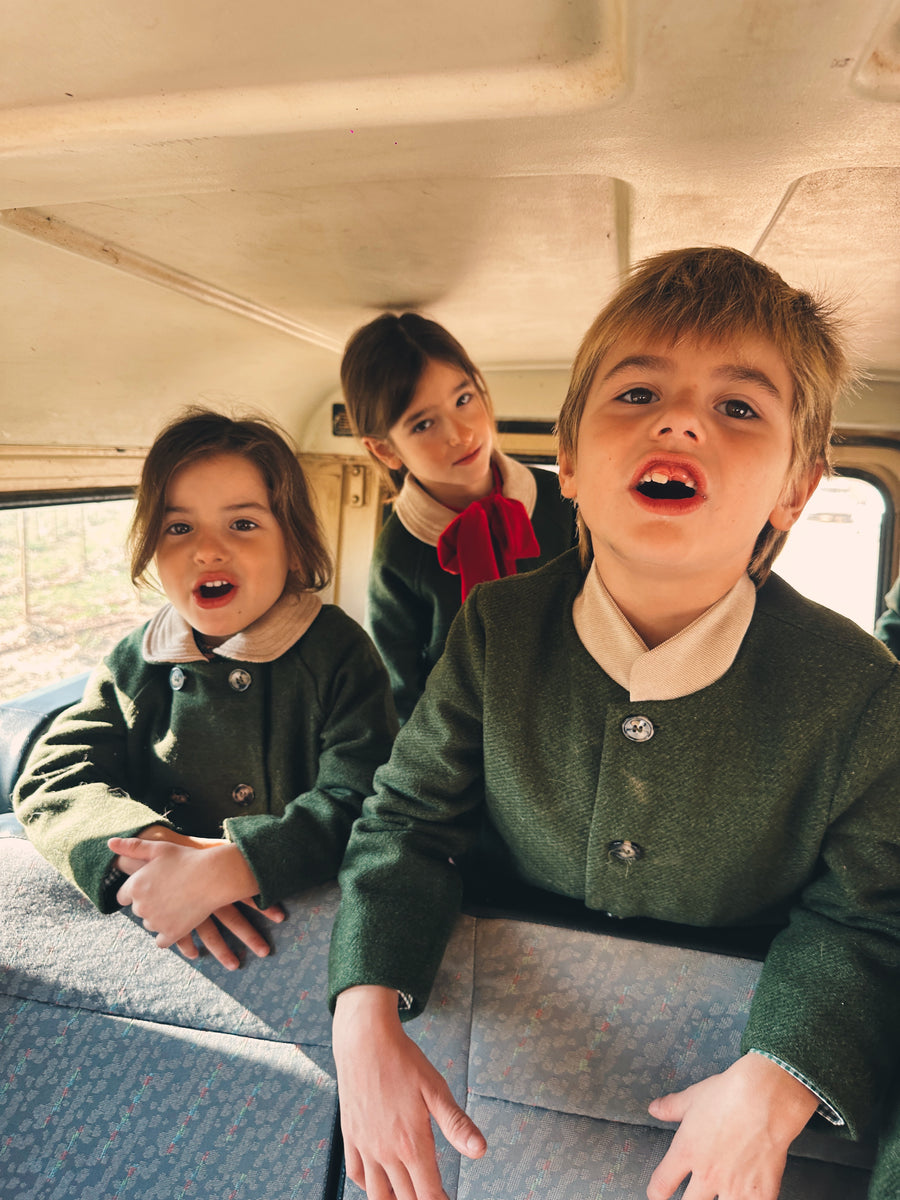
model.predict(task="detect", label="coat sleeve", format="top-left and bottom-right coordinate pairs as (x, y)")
top-left (224, 619), bottom-right (399, 909)
top-left (12, 657), bottom-right (174, 911)
top-left (327, 592), bottom-right (489, 1016)
top-left (367, 544), bottom-right (435, 724)
top-left (741, 666), bottom-right (900, 1136)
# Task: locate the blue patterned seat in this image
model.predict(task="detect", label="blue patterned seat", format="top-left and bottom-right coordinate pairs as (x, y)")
top-left (1, 840), bottom-right (874, 1199)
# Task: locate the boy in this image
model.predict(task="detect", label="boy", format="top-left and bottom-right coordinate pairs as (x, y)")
top-left (328, 248), bottom-right (900, 1200)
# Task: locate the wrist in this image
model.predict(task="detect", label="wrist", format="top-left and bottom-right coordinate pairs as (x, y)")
top-left (211, 841), bottom-right (259, 903)
top-left (733, 1053), bottom-right (819, 1141)
top-left (334, 985), bottom-right (405, 1038)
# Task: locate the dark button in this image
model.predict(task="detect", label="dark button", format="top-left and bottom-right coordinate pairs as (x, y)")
top-left (169, 789), bottom-right (190, 805)
top-left (608, 839), bottom-right (644, 863)
top-left (622, 715), bottom-right (654, 742)
top-left (232, 783), bottom-right (255, 806)
top-left (228, 668), bottom-right (252, 693)
top-left (169, 666), bottom-right (186, 691)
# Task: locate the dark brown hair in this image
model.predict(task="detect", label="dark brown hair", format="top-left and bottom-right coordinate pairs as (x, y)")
top-left (340, 312), bottom-right (495, 493)
top-left (129, 407), bottom-right (332, 594)
top-left (556, 247), bottom-right (853, 583)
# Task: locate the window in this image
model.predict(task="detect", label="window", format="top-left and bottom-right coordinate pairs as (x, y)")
top-left (774, 473), bottom-right (889, 632)
top-left (0, 494), bottom-right (158, 703)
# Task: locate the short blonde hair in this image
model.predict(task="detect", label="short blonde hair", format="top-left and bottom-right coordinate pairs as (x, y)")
top-left (556, 247), bottom-right (853, 583)
top-left (130, 407), bottom-right (332, 595)
top-left (341, 312), bottom-right (495, 494)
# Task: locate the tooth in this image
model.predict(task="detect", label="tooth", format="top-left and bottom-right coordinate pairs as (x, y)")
top-left (650, 471), bottom-right (669, 484)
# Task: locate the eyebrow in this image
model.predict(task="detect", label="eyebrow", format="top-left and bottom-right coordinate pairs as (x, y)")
top-left (600, 355), bottom-right (784, 401)
top-left (401, 377), bottom-right (473, 429)
top-left (164, 500), bottom-right (271, 514)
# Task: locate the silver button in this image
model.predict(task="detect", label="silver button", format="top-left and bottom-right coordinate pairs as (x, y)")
top-left (622, 715), bottom-right (654, 742)
top-left (169, 667), bottom-right (186, 691)
top-left (232, 783), bottom-right (255, 805)
top-left (608, 839), bottom-right (644, 863)
top-left (228, 668), bottom-right (252, 692)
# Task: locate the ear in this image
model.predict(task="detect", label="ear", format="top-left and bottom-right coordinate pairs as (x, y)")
top-left (557, 448), bottom-right (578, 501)
top-left (768, 461), bottom-right (824, 532)
top-left (362, 436), bottom-right (404, 472)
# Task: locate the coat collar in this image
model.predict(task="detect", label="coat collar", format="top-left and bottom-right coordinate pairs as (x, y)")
top-left (142, 590), bottom-right (323, 664)
top-left (573, 563), bottom-right (756, 701)
top-left (392, 451), bottom-right (537, 547)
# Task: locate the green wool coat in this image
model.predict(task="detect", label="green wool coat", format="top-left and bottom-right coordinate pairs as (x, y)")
top-left (368, 465), bottom-right (575, 722)
top-left (330, 550), bottom-right (900, 1138)
top-left (14, 605), bottom-right (397, 912)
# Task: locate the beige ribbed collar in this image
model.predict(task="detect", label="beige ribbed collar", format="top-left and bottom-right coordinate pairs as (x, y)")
top-left (142, 590), bottom-right (323, 664)
top-left (573, 563), bottom-right (756, 701)
top-left (393, 451), bottom-right (538, 547)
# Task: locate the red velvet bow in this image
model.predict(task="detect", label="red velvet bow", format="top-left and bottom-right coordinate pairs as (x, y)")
top-left (437, 491), bottom-right (540, 601)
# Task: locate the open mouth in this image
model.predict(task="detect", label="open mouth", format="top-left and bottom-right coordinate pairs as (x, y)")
top-left (635, 466), bottom-right (699, 501)
top-left (196, 579), bottom-right (235, 601)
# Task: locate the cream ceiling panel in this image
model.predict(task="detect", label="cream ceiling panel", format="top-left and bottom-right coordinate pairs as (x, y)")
top-left (0, 227), bottom-right (337, 448)
top-left (755, 167), bottom-right (900, 374)
top-left (5, 174), bottom-right (621, 366)
top-left (5, 0), bottom-right (610, 104)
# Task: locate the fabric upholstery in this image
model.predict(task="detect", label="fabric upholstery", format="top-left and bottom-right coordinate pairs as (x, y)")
top-left (1, 841), bottom-right (873, 1200)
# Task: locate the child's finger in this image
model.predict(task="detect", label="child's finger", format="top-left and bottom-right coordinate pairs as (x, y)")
top-left (193, 917), bottom-right (240, 970)
top-left (174, 933), bottom-right (201, 961)
top-left (213, 903), bottom-right (272, 958)
top-left (107, 836), bottom-right (161, 860)
top-left (113, 855), bottom-right (147, 876)
top-left (243, 898), bottom-right (286, 923)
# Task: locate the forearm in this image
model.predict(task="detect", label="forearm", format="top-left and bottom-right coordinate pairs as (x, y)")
top-left (333, 985), bottom-right (486, 1196)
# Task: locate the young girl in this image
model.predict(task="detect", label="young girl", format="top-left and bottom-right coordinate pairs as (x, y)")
top-left (13, 408), bottom-right (397, 970)
top-left (341, 312), bottom-right (575, 721)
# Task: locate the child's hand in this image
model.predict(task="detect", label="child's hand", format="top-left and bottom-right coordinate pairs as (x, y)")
top-left (172, 902), bottom-right (282, 971)
top-left (333, 985), bottom-right (486, 1200)
top-left (646, 1052), bottom-right (819, 1200)
top-left (108, 836), bottom-right (283, 969)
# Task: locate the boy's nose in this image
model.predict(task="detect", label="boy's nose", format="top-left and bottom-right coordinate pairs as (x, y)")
top-left (654, 398), bottom-right (704, 442)
top-left (655, 421), bottom-right (699, 441)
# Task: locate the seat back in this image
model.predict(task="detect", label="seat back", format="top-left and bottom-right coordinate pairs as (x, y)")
top-left (0, 673), bottom-right (89, 813)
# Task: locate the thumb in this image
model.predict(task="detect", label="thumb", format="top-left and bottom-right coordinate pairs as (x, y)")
top-left (648, 1086), bottom-right (690, 1124)
top-left (429, 1084), bottom-right (486, 1160)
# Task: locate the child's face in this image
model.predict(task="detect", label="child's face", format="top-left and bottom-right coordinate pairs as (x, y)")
top-left (558, 334), bottom-right (820, 591)
top-left (363, 358), bottom-right (494, 507)
top-left (155, 453), bottom-right (291, 646)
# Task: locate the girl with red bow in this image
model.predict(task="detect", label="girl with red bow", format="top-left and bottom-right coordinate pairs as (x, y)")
top-left (341, 313), bottom-right (575, 722)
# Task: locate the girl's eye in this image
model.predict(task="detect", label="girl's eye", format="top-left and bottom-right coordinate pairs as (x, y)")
top-left (232, 518), bottom-right (259, 531)
top-left (411, 418), bottom-right (434, 435)
top-left (717, 398), bottom-right (758, 420)
top-left (456, 391), bottom-right (474, 408)
top-left (616, 387), bottom-right (658, 405)
top-left (165, 521), bottom-right (191, 536)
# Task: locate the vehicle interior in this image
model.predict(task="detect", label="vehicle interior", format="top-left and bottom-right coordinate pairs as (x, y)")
top-left (1, 2), bottom-right (898, 1197)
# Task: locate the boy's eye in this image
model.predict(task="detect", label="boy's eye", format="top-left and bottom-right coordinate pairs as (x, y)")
top-left (165, 521), bottom-right (192, 536)
top-left (717, 398), bottom-right (758, 420)
top-left (616, 387), bottom-right (658, 405)
top-left (231, 518), bottom-right (259, 531)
